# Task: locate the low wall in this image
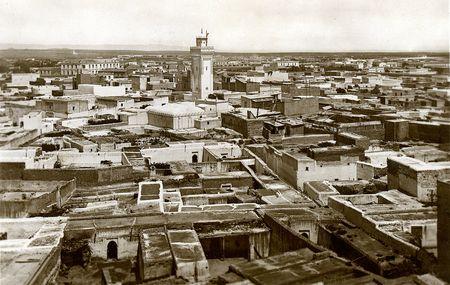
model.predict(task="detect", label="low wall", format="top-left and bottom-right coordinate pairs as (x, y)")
top-left (201, 175), bottom-right (254, 189)
top-left (0, 162), bottom-right (25, 179)
top-left (22, 166), bottom-right (133, 186)
top-left (0, 179), bottom-right (76, 218)
top-left (282, 134), bottom-right (334, 145)
top-left (357, 162), bottom-right (386, 180)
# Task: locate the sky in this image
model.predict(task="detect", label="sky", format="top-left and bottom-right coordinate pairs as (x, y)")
top-left (0, 0), bottom-right (448, 52)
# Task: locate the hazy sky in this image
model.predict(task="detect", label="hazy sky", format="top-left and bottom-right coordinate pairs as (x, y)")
top-left (0, 0), bottom-right (448, 52)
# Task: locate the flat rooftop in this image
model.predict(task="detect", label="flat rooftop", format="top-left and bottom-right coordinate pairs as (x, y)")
top-left (389, 156), bottom-right (450, 171)
top-left (228, 248), bottom-right (377, 284)
top-left (0, 217), bottom-right (67, 285)
top-left (0, 180), bottom-right (69, 201)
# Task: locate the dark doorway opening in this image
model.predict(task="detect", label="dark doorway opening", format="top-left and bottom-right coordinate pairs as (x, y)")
top-left (200, 237), bottom-right (224, 259)
top-left (192, 154), bottom-right (198, 163)
top-left (300, 232), bottom-right (310, 239)
top-left (107, 241), bottom-right (118, 260)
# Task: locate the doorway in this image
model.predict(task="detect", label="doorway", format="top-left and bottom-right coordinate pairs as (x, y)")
top-left (107, 241), bottom-right (118, 260)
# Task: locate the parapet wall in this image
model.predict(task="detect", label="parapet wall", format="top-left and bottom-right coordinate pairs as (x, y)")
top-left (336, 121), bottom-right (385, 140)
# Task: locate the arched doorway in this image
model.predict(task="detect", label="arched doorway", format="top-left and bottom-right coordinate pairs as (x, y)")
top-left (192, 154), bottom-right (198, 163)
top-left (107, 241), bottom-right (118, 260)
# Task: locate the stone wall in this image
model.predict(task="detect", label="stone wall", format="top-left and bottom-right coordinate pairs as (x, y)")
top-left (0, 129), bottom-right (40, 149)
top-left (0, 162), bottom-right (25, 179)
top-left (335, 132), bottom-right (370, 149)
top-left (201, 174), bottom-right (254, 189)
top-left (276, 97), bottom-right (319, 116)
top-left (0, 164), bottom-right (135, 189)
top-left (308, 146), bottom-right (364, 162)
top-left (336, 121), bottom-right (385, 140)
top-left (221, 112), bottom-right (264, 138)
top-left (409, 121), bottom-right (441, 143)
top-left (282, 134), bottom-right (334, 145)
top-left (263, 212), bottom-right (323, 256)
top-left (90, 237), bottom-right (138, 260)
top-left (385, 119), bottom-right (409, 141)
top-left (357, 162), bottom-right (386, 180)
top-left (296, 161), bottom-right (358, 190)
top-left (387, 157), bottom-right (450, 202)
top-left (437, 180), bottom-right (450, 282)
top-left (0, 179), bottom-right (76, 218)
top-left (22, 166), bottom-right (133, 186)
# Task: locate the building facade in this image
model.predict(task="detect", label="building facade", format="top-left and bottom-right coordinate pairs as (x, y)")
top-left (60, 59), bottom-right (121, 76)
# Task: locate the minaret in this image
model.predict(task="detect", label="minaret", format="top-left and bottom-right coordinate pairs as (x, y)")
top-left (190, 29), bottom-right (214, 100)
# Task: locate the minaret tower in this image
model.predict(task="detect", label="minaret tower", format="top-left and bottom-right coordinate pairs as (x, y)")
top-left (190, 29), bottom-right (214, 100)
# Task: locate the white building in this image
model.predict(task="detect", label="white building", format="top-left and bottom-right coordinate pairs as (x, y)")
top-left (146, 102), bottom-right (205, 130)
top-left (190, 30), bottom-right (214, 100)
top-left (272, 60), bottom-right (300, 68)
top-left (9, 73), bottom-right (39, 87)
top-left (141, 141), bottom-right (240, 164)
top-left (20, 111), bottom-right (54, 135)
top-left (60, 59), bottom-right (121, 76)
top-left (0, 148), bottom-right (56, 169)
top-left (77, 84), bottom-right (126, 97)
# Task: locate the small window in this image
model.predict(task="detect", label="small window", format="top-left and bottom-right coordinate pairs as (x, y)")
top-left (305, 167), bottom-right (309, 171)
top-left (207, 121), bottom-right (210, 125)
top-left (205, 66), bottom-right (208, 71)
top-left (72, 106), bottom-right (75, 111)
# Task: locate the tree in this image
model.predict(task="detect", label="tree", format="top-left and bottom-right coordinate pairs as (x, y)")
top-left (371, 85), bottom-right (381, 95)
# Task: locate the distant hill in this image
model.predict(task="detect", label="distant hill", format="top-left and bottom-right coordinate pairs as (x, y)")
top-left (0, 43), bottom-right (187, 51)
top-left (0, 48), bottom-right (190, 59)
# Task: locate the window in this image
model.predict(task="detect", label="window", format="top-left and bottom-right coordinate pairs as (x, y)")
top-left (305, 167), bottom-right (309, 171)
top-left (205, 66), bottom-right (208, 71)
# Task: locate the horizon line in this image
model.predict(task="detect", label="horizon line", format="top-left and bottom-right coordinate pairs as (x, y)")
top-left (0, 47), bottom-right (448, 55)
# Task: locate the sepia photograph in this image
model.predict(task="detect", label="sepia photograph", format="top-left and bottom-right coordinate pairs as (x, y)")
top-left (0, 0), bottom-right (449, 284)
